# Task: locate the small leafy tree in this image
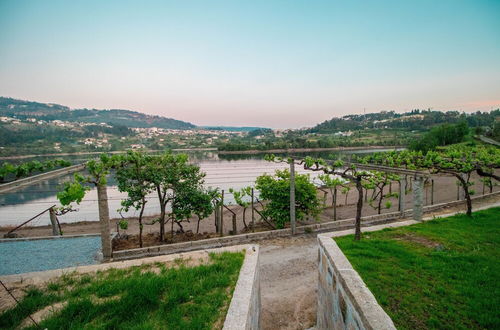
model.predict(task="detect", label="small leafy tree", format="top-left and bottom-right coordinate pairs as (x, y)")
top-left (255, 169), bottom-right (321, 229)
top-left (170, 185), bottom-right (217, 234)
top-left (115, 151), bottom-right (153, 248)
top-left (318, 174), bottom-right (348, 221)
top-left (229, 186), bottom-right (252, 228)
top-left (146, 152), bottom-right (206, 241)
top-left (364, 171), bottom-right (399, 214)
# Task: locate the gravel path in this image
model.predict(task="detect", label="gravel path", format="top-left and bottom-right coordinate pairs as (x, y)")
top-left (259, 235), bottom-right (318, 330)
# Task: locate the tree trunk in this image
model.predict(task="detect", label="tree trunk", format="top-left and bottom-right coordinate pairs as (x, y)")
top-left (345, 190), bottom-right (348, 205)
top-left (138, 199), bottom-right (146, 248)
top-left (333, 188), bottom-right (337, 221)
top-left (196, 216), bottom-right (201, 234)
top-left (96, 183), bottom-right (112, 259)
top-left (157, 187), bottom-right (165, 241)
top-left (456, 174), bottom-right (472, 216)
top-left (355, 179), bottom-right (363, 241)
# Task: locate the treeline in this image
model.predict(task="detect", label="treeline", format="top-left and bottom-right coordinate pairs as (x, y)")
top-left (310, 109), bottom-right (499, 133)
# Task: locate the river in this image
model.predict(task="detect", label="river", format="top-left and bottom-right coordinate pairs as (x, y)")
top-left (0, 148), bottom-right (399, 227)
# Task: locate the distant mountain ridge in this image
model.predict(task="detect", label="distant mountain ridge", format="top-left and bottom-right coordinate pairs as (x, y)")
top-left (0, 97), bottom-right (196, 129)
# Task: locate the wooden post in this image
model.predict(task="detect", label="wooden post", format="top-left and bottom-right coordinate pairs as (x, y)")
top-left (49, 207), bottom-right (61, 236)
top-left (290, 160), bottom-right (296, 235)
top-left (220, 190), bottom-right (224, 237)
top-left (431, 179), bottom-right (434, 205)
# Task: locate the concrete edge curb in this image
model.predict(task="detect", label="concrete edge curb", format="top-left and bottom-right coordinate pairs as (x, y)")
top-left (318, 236), bottom-right (396, 330)
top-left (223, 245), bottom-right (260, 330)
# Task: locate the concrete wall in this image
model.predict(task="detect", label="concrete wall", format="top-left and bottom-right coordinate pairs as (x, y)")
top-left (316, 235), bottom-right (396, 330)
top-left (223, 245), bottom-right (261, 330)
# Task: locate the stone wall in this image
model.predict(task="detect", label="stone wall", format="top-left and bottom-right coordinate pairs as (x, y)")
top-left (317, 236), bottom-right (396, 330)
top-left (223, 245), bottom-right (261, 330)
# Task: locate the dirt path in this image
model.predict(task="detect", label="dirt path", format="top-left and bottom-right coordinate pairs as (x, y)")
top-left (259, 235), bottom-right (318, 330)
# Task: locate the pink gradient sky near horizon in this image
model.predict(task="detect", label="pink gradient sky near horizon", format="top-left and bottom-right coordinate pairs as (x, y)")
top-left (1, 1), bottom-right (499, 128)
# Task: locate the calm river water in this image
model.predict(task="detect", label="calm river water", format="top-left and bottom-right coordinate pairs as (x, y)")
top-left (0, 148), bottom-right (398, 227)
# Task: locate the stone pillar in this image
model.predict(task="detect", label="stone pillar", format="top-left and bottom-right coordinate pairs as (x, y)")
top-left (413, 176), bottom-right (424, 221)
top-left (399, 179), bottom-right (406, 214)
top-left (49, 207), bottom-right (61, 236)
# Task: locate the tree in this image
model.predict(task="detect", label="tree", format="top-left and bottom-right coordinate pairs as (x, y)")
top-left (57, 154), bottom-right (117, 258)
top-left (146, 152), bottom-right (206, 241)
top-left (318, 174), bottom-right (348, 221)
top-left (171, 185), bottom-right (217, 235)
top-left (409, 121), bottom-right (469, 152)
top-left (115, 151), bottom-right (154, 248)
top-left (255, 169), bottom-right (320, 229)
top-left (229, 186), bottom-right (252, 229)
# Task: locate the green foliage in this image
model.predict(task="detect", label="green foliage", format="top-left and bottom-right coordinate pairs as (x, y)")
top-left (56, 173), bottom-right (90, 206)
top-left (256, 169), bottom-right (321, 228)
top-left (118, 220), bottom-right (129, 230)
top-left (336, 207), bottom-right (500, 330)
top-left (0, 159), bottom-right (71, 183)
top-left (229, 186), bottom-right (252, 208)
top-left (409, 121), bottom-right (469, 152)
top-left (0, 252), bottom-right (244, 330)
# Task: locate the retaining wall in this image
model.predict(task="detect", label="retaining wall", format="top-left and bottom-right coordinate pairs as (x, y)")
top-left (316, 235), bottom-right (395, 330)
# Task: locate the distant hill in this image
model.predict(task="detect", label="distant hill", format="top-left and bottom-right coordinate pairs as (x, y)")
top-left (0, 97), bottom-right (196, 129)
top-left (309, 109), bottom-right (500, 133)
top-left (200, 126), bottom-right (269, 132)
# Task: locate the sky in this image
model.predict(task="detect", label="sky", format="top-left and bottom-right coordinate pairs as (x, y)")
top-left (0, 0), bottom-right (499, 128)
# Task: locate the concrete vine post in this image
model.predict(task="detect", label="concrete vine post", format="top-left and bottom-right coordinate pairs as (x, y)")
top-left (49, 207), bottom-right (61, 236)
top-left (96, 183), bottom-right (112, 259)
top-left (289, 159), bottom-right (296, 235)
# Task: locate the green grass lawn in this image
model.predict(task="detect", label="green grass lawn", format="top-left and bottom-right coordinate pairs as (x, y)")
top-left (0, 251), bottom-right (244, 330)
top-left (335, 207), bottom-right (500, 330)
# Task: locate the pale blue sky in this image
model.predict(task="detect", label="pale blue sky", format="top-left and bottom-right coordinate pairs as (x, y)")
top-left (1, 0), bottom-right (499, 128)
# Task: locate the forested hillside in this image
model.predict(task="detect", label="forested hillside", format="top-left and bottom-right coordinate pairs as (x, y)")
top-left (0, 97), bottom-right (195, 129)
top-left (310, 109), bottom-right (499, 133)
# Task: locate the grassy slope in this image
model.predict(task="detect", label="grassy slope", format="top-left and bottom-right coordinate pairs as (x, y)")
top-left (0, 251), bottom-right (244, 330)
top-left (336, 208), bottom-right (500, 330)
